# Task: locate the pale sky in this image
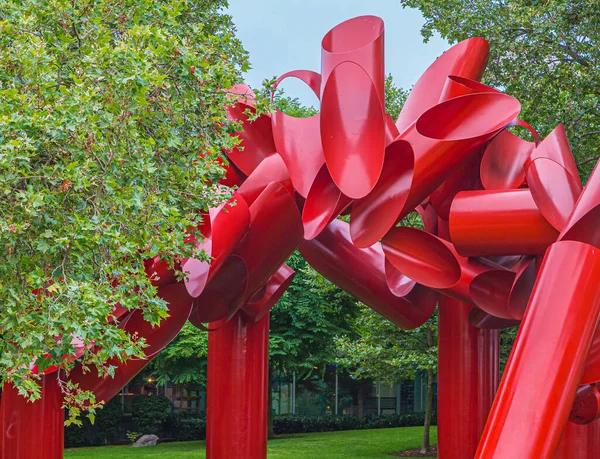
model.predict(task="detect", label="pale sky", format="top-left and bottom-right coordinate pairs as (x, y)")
top-left (226, 0), bottom-right (449, 107)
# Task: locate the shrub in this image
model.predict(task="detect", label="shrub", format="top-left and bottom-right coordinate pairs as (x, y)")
top-left (131, 395), bottom-right (173, 435)
top-left (172, 411), bottom-right (207, 441)
top-left (272, 413), bottom-right (436, 435)
top-left (64, 398), bottom-right (125, 447)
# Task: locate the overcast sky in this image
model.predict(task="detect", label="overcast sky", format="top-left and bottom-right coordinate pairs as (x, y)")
top-left (226, 0), bottom-right (449, 106)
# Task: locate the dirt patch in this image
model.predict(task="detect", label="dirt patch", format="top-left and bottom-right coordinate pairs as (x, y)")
top-left (391, 446), bottom-right (437, 457)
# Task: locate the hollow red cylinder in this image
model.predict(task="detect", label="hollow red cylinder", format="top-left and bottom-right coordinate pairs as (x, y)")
top-left (207, 312), bottom-right (270, 459)
top-left (476, 241), bottom-right (600, 458)
top-left (449, 189), bottom-right (559, 256)
top-left (1, 376), bottom-right (64, 459)
top-left (438, 296), bottom-right (499, 459)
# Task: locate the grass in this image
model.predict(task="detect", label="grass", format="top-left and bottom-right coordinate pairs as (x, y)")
top-left (65, 426), bottom-right (437, 459)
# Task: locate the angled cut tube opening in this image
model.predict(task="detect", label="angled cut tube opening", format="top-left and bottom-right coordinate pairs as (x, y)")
top-left (382, 226), bottom-right (461, 289)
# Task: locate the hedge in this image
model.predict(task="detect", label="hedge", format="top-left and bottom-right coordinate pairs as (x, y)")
top-left (273, 413), bottom-right (436, 434)
top-left (65, 410), bottom-right (435, 448)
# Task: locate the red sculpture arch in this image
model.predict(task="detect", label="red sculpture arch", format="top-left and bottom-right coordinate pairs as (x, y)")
top-left (2, 14), bottom-right (600, 459)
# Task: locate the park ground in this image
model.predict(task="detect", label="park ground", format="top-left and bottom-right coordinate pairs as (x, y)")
top-left (65, 426), bottom-right (437, 459)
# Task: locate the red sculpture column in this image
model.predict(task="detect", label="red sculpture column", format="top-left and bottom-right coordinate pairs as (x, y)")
top-left (476, 241), bottom-right (600, 458)
top-left (207, 311), bottom-right (270, 459)
top-left (1, 375), bottom-right (64, 459)
top-left (555, 421), bottom-right (600, 459)
top-left (438, 296), bottom-right (499, 459)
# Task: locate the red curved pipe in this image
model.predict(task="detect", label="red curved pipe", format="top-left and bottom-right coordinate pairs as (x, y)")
top-left (300, 219), bottom-right (436, 329)
top-left (396, 38), bottom-right (489, 134)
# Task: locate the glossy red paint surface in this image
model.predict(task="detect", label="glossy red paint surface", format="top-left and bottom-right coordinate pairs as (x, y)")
top-left (396, 38), bottom-right (490, 133)
top-left (438, 75), bottom-right (498, 102)
top-left (321, 61), bottom-right (385, 199)
top-left (351, 93), bottom-right (520, 248)
top-left (438, 297), bottom-right (499, 459)
top-left (271, 111), bottom-right (324, 198)
top-left (237, 153), bottom-right (293, 206)
top-left (527, 123), bottom-right (580, 183)
top-left (1, 377), bottom-right (64, 459)
top-left (350, 139), bottom-right (413, 247)
top-left (234, 182), bottom-right (303, 309)
top-left (192, 254), bottom-right (249, 324)
top-left (559, 160), bottom-right (600, 248)
top-left (321, 15), bottom-right (385, 102)
top-left (200, 191), bottom-right (250, 286)
top-left (449, 189), bottom-right (559, 256)
top-left (242, 264), bottom-right (295, 322)
top-left (382, 226), bottom-right (516, 318)
top-left (480, 130), bottom-right (534, 190)
top-left (300, 220), bottom-right (436, 329)
top-left (207, 312), bottom-right (270, 459)
top-left (302, 165), bottom-right (352, 240)
top-left (582, 330), bottom-right (600, 386)
top-left (428, 150), bottom-right (482, 221)
top-left (476, 241), bottom-right (600, 458)
top-left (555, 421), bottom-right (600, 459)
top-left (526, 157), bottom-right (582, 231)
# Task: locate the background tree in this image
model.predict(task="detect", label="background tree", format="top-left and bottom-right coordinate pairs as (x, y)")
top-left (336, 309), bottom-right (437, 453)
top-left (400, 0), bottom-right (600, 178)
top-left (146, 323), bottom-right (208, 387)
top-left (0, 0), bottom-right (248, 420)
top-left (268, 250), bottom-right (361, 436)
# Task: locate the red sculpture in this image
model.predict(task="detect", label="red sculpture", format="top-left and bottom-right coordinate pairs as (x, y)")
top-left (2, 14), bottom-right (600, 459)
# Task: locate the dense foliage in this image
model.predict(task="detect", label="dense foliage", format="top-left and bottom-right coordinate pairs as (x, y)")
top-left (400, 0), bottom-right (600, 178)
top-left (147, 323), bottom-right (208, 386)
top-left (270, 251), bottom-right (361, 376)
top-left (131, 394), bottom-right (173, 435)
top-left (0, 0), bottom-right (248, 418)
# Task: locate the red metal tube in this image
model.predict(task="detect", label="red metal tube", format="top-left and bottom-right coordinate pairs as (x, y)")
top-left (207, 312), bottom-right (270, 459)
top-left (449, 189), bottom-right (559, 256)
top-left (299, 219), bottom-right (436, 330)
top-left (475, 240), bottom-right (600, 458)
top-left (438, 296), bottom-right (499, 459)
top-left (1, 376), bottom-right (64, 459)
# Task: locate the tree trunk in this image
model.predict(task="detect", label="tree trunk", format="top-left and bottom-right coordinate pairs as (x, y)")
top-left (267, 364), bottom-right (275, 439)
top-left (421, 326), bottom-right (435, 454)
top-left (357, 385), bottom-right (365, 418)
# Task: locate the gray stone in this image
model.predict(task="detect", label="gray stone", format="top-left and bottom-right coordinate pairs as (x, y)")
top-left (133, 434), bottom-right (159, 448)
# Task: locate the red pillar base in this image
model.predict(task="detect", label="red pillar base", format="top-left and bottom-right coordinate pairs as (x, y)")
top-left (438, 296), bottom-right (499, 459)
top-left (207, 312), bottom-right (270, 459)
top-left (555, 421), bottom-right (600, 459)
top-left (1, 375), bottom-right (64, 459)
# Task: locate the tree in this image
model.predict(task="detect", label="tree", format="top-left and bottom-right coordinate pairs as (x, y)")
top-left (336, 307), bottom-right (437, 453)
top-left (400, 0), bottom-right (600, 178)
top-left (0, 0), bottom-right (248, 420)
top-left (146, 323), bottom-right (208, 387)
top-left (268, 250), bottom-right (361, 436)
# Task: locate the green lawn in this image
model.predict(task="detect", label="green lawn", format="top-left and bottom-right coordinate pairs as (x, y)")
top-left (65, 427), bottom-right (437, 458)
